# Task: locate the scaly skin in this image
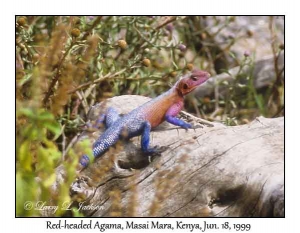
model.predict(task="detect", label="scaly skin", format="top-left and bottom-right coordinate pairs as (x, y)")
top-left (79, 69), bottom-right (210, 168)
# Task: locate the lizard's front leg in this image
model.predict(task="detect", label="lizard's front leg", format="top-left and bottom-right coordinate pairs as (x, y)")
top-left (165, 102), bottom-right (192, 129)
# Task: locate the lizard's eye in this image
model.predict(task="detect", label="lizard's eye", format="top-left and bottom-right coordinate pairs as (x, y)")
top-left (183, 84), bottom-right (189, 89)
top-left (191, 76), bottom-right (198, 81)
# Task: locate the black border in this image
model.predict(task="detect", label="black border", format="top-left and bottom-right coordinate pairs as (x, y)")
top-left (15, 15), bottom-right (285, 218)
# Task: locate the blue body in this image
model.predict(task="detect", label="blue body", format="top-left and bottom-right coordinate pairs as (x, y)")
top-left (79, 89), bottom-right (192, 167)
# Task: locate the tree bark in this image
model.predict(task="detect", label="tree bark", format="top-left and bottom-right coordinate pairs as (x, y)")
top-left (69, 95), bottom-right (284, 217)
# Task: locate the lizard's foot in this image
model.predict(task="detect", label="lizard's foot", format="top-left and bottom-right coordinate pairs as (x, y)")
top-left (146, 146), bottom-right (168, 163)
top-left (191, 124), bottom-right (203, 130)
top-left (144, 145), bottom-right (168, 156)
top-left (182, 122), bottom-right (192, 130)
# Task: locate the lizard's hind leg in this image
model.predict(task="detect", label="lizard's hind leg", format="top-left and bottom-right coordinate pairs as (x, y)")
top-left (92, 107), bottom-right (120, 129)
top-left (105, 107), bottom-right (121, 128)
top-left (141, 121), bottom-right (159, 154)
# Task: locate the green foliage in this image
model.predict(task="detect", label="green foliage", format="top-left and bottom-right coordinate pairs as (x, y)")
top-left (16, 16), bottom-right (284, 216)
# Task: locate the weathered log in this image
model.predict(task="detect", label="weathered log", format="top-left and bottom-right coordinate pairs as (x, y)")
top-left (68, 95), bottom-right (284, 217)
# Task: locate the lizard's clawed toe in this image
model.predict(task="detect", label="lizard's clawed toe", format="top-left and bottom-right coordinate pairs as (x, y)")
top-left (192, 124), bottom-right (203, 130)
top-left (144, 145), bottom-right (168, 156)
top-left (155, 145), bottom-right (168, 153)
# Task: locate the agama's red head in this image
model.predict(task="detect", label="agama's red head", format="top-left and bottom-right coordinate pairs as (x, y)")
top-left (176, 69), bottom-right (210, 96)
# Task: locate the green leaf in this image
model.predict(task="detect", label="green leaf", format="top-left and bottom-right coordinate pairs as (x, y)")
top-left (37, 111), bottom-right (55, 121)
top-left (18, 141), bottom-right (32, 172)
top-left (18, 108), bottom-right (35, 118)
top-left (43, 173), bottom-right (56, 187)
top-left (44, 121), bottom-right (61, 138)
top-left (228, 51), bottom-right (236, 59)
top-left (71, 207), bottom-right (85, 217)
top-left (254, 94), bottom-right (265, 115)
top-left (18, 73), bottom-right (32, 86)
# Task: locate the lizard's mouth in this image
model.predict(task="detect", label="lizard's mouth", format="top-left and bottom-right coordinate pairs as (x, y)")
top-left (185, 84), bottom-right (201, 94)
top-left (178, 83), bottom-right (199, 96)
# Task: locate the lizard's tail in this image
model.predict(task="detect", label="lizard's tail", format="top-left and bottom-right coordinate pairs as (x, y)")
top-left (79, 126), bottom-right (121, 168)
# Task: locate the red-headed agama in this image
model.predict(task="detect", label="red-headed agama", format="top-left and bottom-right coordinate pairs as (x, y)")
top-left (79, 69), bottom-right (210, 168)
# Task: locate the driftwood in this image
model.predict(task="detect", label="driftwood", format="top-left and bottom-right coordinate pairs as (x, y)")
top-left (67, 95), bottom-right (284, 217)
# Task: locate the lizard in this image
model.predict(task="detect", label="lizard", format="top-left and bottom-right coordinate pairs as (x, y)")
top-left (79, 69), bottom-right (210, 169)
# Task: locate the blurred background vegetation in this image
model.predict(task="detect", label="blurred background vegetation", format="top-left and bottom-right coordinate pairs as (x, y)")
top-left (16, 16), bottom-right (284, 216)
